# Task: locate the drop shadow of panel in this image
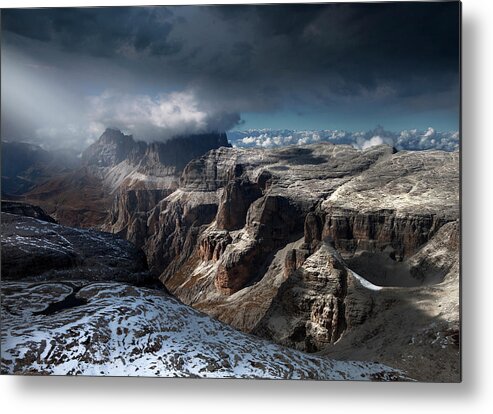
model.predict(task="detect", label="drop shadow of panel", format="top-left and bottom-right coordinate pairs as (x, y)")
top-left (456, 6), bottom-right (481, 398)
top-left (6, 9), bottom-right (481, 405)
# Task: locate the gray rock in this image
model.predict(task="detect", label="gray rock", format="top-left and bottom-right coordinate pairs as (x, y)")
top-left (1, 212), bottom-right (152, 285)
top-left (139, 143), bottom-right (459, 381)
top-left (1, 201), bottom-right (57, 223)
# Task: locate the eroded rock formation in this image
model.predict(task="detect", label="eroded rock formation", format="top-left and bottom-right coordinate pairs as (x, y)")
top-left (21, 128), bottom-right (230, 233)
top-left (137, 143), bottom-right (459, 381)
top-left (1, 207), bottom-right (408, 380)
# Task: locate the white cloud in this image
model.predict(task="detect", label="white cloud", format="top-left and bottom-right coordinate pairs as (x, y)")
top-left (87, 90), bottom-right (240, 142)
top-left (261, 137), bottom-right (273, 148)
top-left (229, 127), bottom-right (459, 151)
top-left (361, 136), bottom-right (385, 150)
top-left (34, 124), bottom-right (101, 150)
top-left (241, 136), bottom-right (257, 144)
top-left (356, 135), bottom-right (394, 150)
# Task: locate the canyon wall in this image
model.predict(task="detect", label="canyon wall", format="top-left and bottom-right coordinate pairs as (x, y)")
top-left (138, 144), bottom-right (459, 381)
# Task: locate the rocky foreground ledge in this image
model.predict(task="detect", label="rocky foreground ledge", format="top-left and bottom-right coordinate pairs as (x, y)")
top-left (0, 210), bottom-right (408, 380)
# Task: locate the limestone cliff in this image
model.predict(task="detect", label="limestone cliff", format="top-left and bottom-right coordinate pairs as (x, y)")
top-left (139, 144), bottom-right (459, 381)
top-left (22, 129), bottom-right (230, 232)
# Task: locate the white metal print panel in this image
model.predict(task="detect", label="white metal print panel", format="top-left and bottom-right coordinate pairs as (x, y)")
top-left (0, 1), bottom-right (461, 382)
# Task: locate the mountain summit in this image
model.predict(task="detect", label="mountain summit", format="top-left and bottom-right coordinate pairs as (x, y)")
top-left (81, 128), bottom-right (230, 170)
top-left (16, 128), bottom-right (230, 229)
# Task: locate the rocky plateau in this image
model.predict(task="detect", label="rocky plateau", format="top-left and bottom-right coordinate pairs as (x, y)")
top-left (134, 142), bottom-right (460, 382)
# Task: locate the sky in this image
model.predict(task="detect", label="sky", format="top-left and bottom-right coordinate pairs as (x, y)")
top-left (1, 2), bottom-right (460, 150)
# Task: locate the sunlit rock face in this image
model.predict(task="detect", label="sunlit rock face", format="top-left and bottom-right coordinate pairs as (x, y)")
top-left (20, 128), bottom-right (230, 232)
top-left (139, 144), bottom-right (459, 382)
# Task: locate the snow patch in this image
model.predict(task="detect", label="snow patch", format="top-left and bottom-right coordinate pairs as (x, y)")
top-left (350, 270), bottom-right (383, 291)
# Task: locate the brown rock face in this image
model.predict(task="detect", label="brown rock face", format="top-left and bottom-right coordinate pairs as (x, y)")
top-left (253, 243), bottom-right (349, 352)
top-left (146, 191), bottom-right (220, 281)
top-left (284, 248), bottom-right (311, 277)
top-left (138, 144), bottom-right (459, 381)
top-left (216, 178), bottom-right (262, 231)
top-left (319, 208), bottom-right (447, 260)
top-left (199, 231), bottom-right (233, 262)
top-left (107, 188), bottom-right (173, 248)
top-left (213, 194), bottom-right (305, 294)
top-left (248, 195), bottom-right (305, 244)
top-left (304, 211), bottom-right (324, 247)
top-left (215, 242), bottom-right (260, 294)
top-left (179, 147), bottom-right (238, 191)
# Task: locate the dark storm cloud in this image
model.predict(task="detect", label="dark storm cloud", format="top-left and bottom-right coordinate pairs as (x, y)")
top-left (2, 3), bottom-right (460, 88)
top-left (2, 7), bottom-right (180, 58)
top-left (207, 2), bottom-right (459, 95)
top-left (1, 2), bottom-right (460, 149)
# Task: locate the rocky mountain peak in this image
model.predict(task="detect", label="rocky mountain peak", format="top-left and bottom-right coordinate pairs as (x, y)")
top-left (98, 128), bottom-right (133, 144)
top-left (81, 129), bottom-right (231, 170)
top-left (81, 128), bottom-right (138, 168)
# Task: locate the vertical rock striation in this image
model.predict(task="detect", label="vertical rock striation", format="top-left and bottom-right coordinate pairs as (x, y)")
top-left (139, 144), bottom-right (459, 380)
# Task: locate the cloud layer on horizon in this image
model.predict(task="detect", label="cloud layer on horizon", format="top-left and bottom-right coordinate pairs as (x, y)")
top-left (229, 127), bottom-right (460, 152)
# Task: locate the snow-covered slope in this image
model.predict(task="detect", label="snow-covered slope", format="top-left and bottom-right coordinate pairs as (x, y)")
top-left (1, 280), bottom-right (407, 380)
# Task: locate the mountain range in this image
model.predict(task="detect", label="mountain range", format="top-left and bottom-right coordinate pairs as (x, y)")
top-left (1, 129), bottom-right (460, 381)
